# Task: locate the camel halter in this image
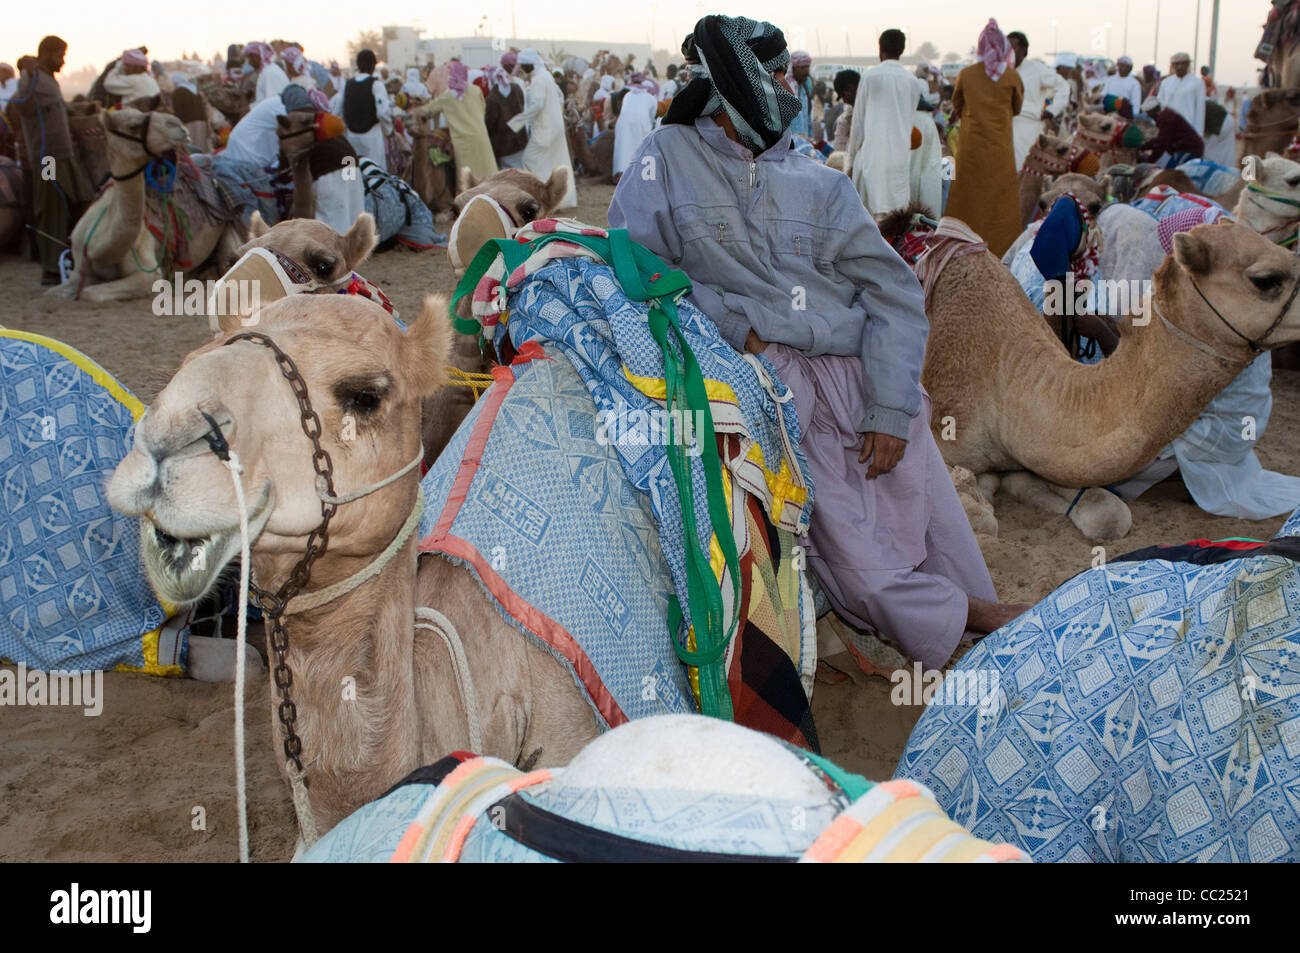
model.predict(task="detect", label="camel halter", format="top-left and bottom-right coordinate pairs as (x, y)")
top-left (206, 330), bottom-right (429, 860)
top-left (1150, 268), bottom-right (1300, 365)
top-left (106, 112), bottom-right (167, 181)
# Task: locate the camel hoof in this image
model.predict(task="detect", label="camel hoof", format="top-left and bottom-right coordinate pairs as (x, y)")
top-left (1068, 488), bottom-right (1133, 541)
top-left (44, 281), bottom-right (76, 299)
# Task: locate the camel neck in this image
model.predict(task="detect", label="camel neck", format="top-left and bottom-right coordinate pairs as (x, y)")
top-left (253, 499), bottom-right (427, 830)
top-left (94, 166), bottom-right (147, 263)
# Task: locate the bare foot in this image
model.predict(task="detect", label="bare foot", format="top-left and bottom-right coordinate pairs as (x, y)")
top-left (966, 596), bottom-right (1033, 635)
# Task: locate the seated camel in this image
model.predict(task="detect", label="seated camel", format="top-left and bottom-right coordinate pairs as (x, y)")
top-left (52, 109), bottom-right (243, 302)
top-left (108, 292), bottom-right (602, 841)
top-left (924, 221), bottom-right (1300, 539)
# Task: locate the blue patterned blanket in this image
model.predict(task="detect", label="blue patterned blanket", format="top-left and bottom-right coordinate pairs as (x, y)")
top-left (0, 332), bottom-right (182, 674)
top-left (358, 157), bottom-right (442, 248)
top-left (1176, 158), bottom-right (1241, 196)
top-left (897, 506), bottom-right (1300, 862)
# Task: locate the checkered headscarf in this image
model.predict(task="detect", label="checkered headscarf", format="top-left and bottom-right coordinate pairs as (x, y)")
top-left (664, 15), bottom-right (801, 154)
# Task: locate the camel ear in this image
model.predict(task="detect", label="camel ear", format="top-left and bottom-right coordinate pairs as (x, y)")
top-left (1037, 133), bottom-right (1049, 149)
top-left (458, 166), bottom-right (479, 193)
top-left (1173, 231), bottom-right (1211, 275)
top-left (541, 166), bottom-right (570, 213)
top-left (248, 211), bottom-right (270, 239)
top-left (342, 213), bottom-right (378, 270)
top-left (402, 294), bottom-right (453, 396)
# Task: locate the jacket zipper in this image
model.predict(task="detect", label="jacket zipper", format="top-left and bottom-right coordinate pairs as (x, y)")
top-left (795, 235), bottom-right (801, 257)
top-left (717, 222), bottom-right (727, 242)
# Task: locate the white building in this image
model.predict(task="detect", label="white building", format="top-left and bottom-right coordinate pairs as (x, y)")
top-left (382, 26), bottom-right (655, 73)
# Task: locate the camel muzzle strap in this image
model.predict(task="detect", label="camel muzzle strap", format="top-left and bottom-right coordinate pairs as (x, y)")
top-left (1188, 272), bottom-right (1300, 353)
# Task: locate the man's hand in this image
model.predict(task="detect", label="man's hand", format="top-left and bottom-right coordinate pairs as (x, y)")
top-left (744, 330), bottom-right (768, 354)
top-left (859, 432), bottom-right (906, 479)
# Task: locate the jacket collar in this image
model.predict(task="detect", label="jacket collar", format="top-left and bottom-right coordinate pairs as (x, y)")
top-left (695, 115), bottom-right (792, 162)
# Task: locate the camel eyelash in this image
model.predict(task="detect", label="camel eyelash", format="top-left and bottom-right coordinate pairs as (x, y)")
top-left (334, 377), bottom-right (391, 417)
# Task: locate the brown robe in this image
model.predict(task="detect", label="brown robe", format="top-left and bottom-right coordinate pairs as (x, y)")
top-left (944, 63), bottom-right (1024, 258)
top-left (485, 86), bottom-right (528, 160)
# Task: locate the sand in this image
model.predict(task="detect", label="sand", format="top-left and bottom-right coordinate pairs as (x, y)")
top-left (1, 182), bottom-right (1295, 862)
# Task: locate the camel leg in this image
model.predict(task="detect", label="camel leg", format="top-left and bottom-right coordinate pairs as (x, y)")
top-left (1000, 471), bottom-right (1132, 541)
top-left (77, 268), bottom-right (159, 303)
top-left (976, 472), bottom-right (1001, 503)
top-left (212, 224), bottom-right (246, 275)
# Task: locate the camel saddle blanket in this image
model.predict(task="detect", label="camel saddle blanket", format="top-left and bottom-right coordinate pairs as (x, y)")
top-left (141, 153), bottom-right (238, 271)
top-left (357, 157), bottom-right (442, 249)
top-left (1175, 159), bottom-right (1240, 197)
top-left (418, 347), bottom-right (818, 746)
top-left (898, 504), bottom-right (1300, 862)
top-left (299, 715), bottom-right (1029, 862)
top-left (912, 216), bottom-right (987, 311)
top-left (1131, 184), bottom-right (1234, 223)
top-left (0, 331), bottom-right (183, 675)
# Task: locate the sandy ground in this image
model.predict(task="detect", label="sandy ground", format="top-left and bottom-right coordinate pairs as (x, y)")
top-left (1, 181), bottom-right (1296, 862)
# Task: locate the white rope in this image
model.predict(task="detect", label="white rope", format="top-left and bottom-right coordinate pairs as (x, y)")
top-left (413, 607), bottom-right (483, 754)
top-left (1151, 297), bottom-right (1240, 367)
top-left (316, 445), bottom-right (425, 505)
top-left (223, 451), bottom-right (251, 864)
top-left (283, 494), bottom-right (423, 615)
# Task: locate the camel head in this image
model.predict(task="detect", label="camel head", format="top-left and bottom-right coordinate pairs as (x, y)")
top-left (107, 293), bottom-right (452, 606)
top-left (276, 108), bottom-right (344, 165)
top-left (1076, 111), bottom-right (1119, 141)
top-left (1241, 152), bottom-right (1300, 204)
top-left (102, 108), bottom-right (189, 167)
top-left (239, 212), bottom-right (379, 292)
top-left (1248, 87), bottom-right (1300, 125)
top-left (1025, 133), bottom-right (1071, 176)
top-left (1038, 172), bottom-right (1107, 218)
top-left (1156, 221), bottom-right (1300, 361)
top-left (453, 166), bottom-right (570, 224)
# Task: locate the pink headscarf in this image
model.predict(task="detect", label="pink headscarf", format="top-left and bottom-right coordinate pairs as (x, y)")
top-left (500, 51), bottom-right (518, 71)
top-left (790, 50), bottom-right (812, 69)
top-left (281, 47), bottom-right (304, 73)
top-left (307, 88), bottom-right (329, 111)
top-left (977, 19), bottom-right (1014, 83)
top-left (244, 41), bottom-right (274, 66)
top-left (448, 61), bottom-right (468, 100)
top-left (488, 65), bottom-right (513, 97)
top-left (629, 72), bottom-right (659, 96)
top-left (121, 48), bottom-right (148, 68)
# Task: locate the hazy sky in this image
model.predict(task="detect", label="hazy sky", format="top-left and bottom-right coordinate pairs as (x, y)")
top-left (7, 1), bottom-right (1272, 86)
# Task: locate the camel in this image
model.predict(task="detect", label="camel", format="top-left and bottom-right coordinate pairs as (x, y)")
top-left (404, 109), bottom-right (455, 213)
top-left (1243, 87), bottom-right (1300, 159)
top-left (566, 120), bottom-right (614, 183)
top-left (51, 109), bottom-right (243, 302)
top-left (453, 166), bottom-right (571, 225)
top-left (0, 158), bottom-right (22, 250)
top-left (925, 221), bottom-right (1300, 538)
top-left (273, 109), bottom-right (360, 229)
top-left (1071, 110), bottom-right (1123, 170)
top-left (107, 293), bottom-right (601, 837)
top-left (240, 211), bottom-right (378, 292)
top-left (1266, 34), bottom-right (1300, 89)
top-left (1018, 132), bottom-right (1072, 226)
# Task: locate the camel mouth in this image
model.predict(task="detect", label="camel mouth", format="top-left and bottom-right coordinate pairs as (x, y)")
top-left (139, 487), bottom-right (271, 605)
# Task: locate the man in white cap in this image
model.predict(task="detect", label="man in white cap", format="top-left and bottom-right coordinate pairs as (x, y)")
top-left (1157, 51), bottom-right (1205, 136)
top-left (1053, 50), bottom-right (1081, 110)
top-left (103, 48), bottom-right (160, 105)
top-left (1007, 31), bottom-right (1070, 169)
top-left (1101, 55), bottom-right (1142, 108)
top-left (506, 49), bottom-right (577, 207)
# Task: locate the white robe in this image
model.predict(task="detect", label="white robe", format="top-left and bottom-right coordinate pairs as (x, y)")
top-left (314, 167), bottom-right (366, 235)
top-left (1157, 73), bottom-right (1207, 136)
top-left (612, 87), bottom-right (657, 178)
top-left (849, 59), bottom-right (918, 216)
top-left (1100, 72), bottom-right (1142, 107)
top-left (507, 69), bottom-right (577, 208)
top-left (255, 63), bottom-right (291, 104)
top-left (102, 64), bottom-right (160, 103)
top-left (909, 110), bottom-right (942, 217)
top-left (329, 75), bottom-right (392, 172)
top-left (1012, 59), bottom-right (1071, 170)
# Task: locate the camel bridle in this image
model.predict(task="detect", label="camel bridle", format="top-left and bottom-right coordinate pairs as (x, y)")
top-left (1187, 269), bottom-right (1300, 354)
top-left (106, 112), bottom-right (170, 181)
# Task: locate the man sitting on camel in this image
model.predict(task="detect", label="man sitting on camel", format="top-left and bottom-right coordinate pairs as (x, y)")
top-left (609, 14), bottom-right (1028, 669)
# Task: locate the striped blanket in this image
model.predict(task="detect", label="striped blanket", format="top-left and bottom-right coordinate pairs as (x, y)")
top-left (300, 715), bottom-right (1028, 863)
top-left (897, 506), bottom-right (1300, 862)
top-left (1131, 184), bottom-right (1233, 222)
top-left (0, 332), bottom-right (182, 675)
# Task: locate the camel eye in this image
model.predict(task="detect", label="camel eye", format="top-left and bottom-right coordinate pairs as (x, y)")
top-left (334, 377), bottom-right (389, 417)
top-left (1286, 175), bottom-right (1300, 188)
top-left (1250, 272), bottom-right (1285, 295)
top-left (519, 202), bottom-right (540, 223)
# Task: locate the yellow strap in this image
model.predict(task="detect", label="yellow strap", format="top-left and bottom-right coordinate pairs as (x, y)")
top-left (445, 365), bottom-right (497, 399)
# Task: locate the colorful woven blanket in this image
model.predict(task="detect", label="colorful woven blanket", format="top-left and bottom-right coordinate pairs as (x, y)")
top-left (898, 505), bottom-right (1300, 862)
top-left (1175, 158), bottom-right (1240, 197)
top-left (0, 332), bottom-right (182, 674)
top-left (422, 222), bottom-right (817, 741)
top-left (358, 157), bottom-right (442, 249)
top-left (1131, 184), bottom-right (1233, 223)
top-left (299, 715), bottom-right (1028, 862)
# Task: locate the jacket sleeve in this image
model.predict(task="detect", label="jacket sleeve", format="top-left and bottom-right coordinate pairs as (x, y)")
top-left (828, 174), bottom-right (928, 439)
top-left (607, 132), bottom-right (752, 350)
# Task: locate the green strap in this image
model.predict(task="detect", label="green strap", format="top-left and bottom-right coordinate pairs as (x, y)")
top-left (803, 751), bottom-right (874, 801)
top-left (454, 227), bottom-right (741, 720)
top-left (1246, 182), bottom-right (1300, 210)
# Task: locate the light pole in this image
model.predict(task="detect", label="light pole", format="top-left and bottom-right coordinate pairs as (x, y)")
top-left (1105, 21), bottom-right (1113, 57)
top-left (1154, 0), bottom-right (1161, 65)
top-left (1051, 18), bottom-right (1060, 53)
top-left (1194, 0), bottom-right (1202, 70)
top-left (843, 26), bottom-right (850, 58)
top-left (1123, 0), bottom-right (1130, 57)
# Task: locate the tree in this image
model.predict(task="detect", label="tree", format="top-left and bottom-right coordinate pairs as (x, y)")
top-left (347, 29), bottom-right (385, 64)
top-left (916, 41), bottom-right (940, 62)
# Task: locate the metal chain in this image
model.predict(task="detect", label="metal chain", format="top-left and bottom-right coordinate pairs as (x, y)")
top-left (223, 330), bottom-right (339, 774)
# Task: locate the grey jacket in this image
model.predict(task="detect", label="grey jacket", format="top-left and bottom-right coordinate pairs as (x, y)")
top-left (607, 117), bottom-right (928, 440)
